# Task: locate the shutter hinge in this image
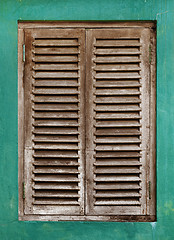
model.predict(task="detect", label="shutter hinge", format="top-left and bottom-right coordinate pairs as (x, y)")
top-left (149, 181), bottom-right (151, 199)
top-left (23, 182), bottom-right (25, 199)
top-left (23, 44), bottom-right (25, 62)
top-left (149, 45), bottom-right (152, 64)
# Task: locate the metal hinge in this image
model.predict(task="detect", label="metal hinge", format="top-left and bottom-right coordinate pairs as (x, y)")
top-left (23, 182), bottom-right (25, 199)
top-left (23, 44), bottom-right (25, 62)
top-left (149, 181), bottom-right (151, 199)
top-left (149, 45), bottom-right (152, 64)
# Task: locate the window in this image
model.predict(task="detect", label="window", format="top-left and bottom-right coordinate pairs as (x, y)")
top-left (18, 21), bottom-right (156, 221)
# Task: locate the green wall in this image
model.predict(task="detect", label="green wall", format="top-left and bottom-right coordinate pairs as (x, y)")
top-left (0, 0), bottom-right (174, 239)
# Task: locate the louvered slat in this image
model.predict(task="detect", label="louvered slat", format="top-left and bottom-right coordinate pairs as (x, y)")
top-left (24, 28), bottom-right (85, 215)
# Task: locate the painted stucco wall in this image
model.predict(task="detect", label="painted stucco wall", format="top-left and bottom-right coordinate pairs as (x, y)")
top-left (0, 0), bottom-right (174, 239)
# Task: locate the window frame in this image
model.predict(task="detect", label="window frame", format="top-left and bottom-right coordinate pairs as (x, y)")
top-left (18, 21), bottom-right (156, 222)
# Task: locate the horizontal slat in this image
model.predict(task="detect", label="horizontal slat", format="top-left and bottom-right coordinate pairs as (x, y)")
top-left (94, 200), bottom-right (140, 205)
top-left (34, 112), bottom-right (78, 118)
top-left (95, 64), bottom-right (140, 71)
top-left (34, 96), bottom-right (79, 103)
top-left (95, 89), bottom-right (140, 95)
top-left (95, 113), bottom-right (140, 119)
top-left (34, 143), bottom-right (79, 150)
top-left (94, 160), bottom-right (141, 166)
top-left (96, 152), bottom-right (141, 158)
top-left (33, 200), bottom-right (79, 205)
top-left (95, 81), bottom-right (141, 88)
top-left (95, 129), bottom-right (141, 136)
top-left (95, 145), bottom-right (140, 151)
top-left (33, 168), bottom-right (79, 174)
top-left (95, 105), bottom-right (141, 112)
top-left (33, 128), bottom-right (79, 135)
top-left (33, 136), bottom-right (78, 142)
top-left (95, 168), bottom-right (140, 174)
top-left (95, 96), bottom-right (141, 104)
top-left (95, 176), bottom-right (140, 182)
top-left (95, 136), bottom-right (141, 143)
top-left (95, 192), bottom-right (141, 197)
top-left (33, 193), bottom-right (79, 198)
top-left (34, 119), bottom-right (78, 127)
top-left (33, 153), bottom-right (78, 158)
top-left (33, 72), bottom-right (78, 78)
top-left (33, 56), bottom-right (78, 62)
top-left (33, 183), bottom-right (79, 190)
top-left (33, 47), bottom-right (79, 55)
top-left (95, 57), bottom-right (141, 63)
top-left (95, 72), bottom-right (140, 79)
top-left (95, 120), bottom-right (140, 127)
top-left (33, 175), bottom-right (80, 182)
top-left (33, 39), bottom-right (79, 46)
top-left (33, 103), bottom-right (78, 111)
top-left (33, 63), bottom-right (78, 71)
top-left (95, 49), bottom-right (141, 55)
top-left (33, 160), bottom-right (79, 166)
top-left (33, 88), bottom-right (79, 95)
top-left (34, 80), bottom-right (79, 87)
top-left (94, 183), bottom-right (141, 190)
top-left (95, 40), bottom-right (140, 47)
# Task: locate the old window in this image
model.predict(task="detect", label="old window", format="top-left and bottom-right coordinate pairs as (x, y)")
top-left (18, 22), bottom-right (156, 221)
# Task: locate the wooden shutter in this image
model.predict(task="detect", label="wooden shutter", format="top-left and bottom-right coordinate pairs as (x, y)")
top-left (23, 29), bottom-right (85, 215)
top-left (86, 29), bottom-right (152, 215)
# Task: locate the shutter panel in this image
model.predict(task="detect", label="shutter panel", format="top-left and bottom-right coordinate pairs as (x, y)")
top-left (24, 29), bottom-right (85, 215)
top-left (86, 29), bottom-right (151, 215)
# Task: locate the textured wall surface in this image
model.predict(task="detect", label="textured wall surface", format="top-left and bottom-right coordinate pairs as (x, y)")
top-left (0, 0), bottom-right (174, 239)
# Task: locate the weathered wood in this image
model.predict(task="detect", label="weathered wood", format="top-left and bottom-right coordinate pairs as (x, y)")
top-left (34, 96), bottom-right (79, 103)
top-left (95, 49), bottom-right (141, 55)
top-left (94, 183), bottom-right (141, 190)
top-left (95, 136), bottom-right (141, 143)
top-left (33, 88), bottom-right (79, 95)
top-left (95, 72), bottom-right (140, 79)
top-left (33, 39), bottom-right (79, 46)
top-left (33, 47), bottom-right (79, 55)
top-left (95, 192), bottom-right (141, 197)
top-left (33, 183), bottom-right (80, 190)
top-left (34, 111), bottom-right (78, 119)
top-left (94, 160), bottom-right (141, 166)
top-left (95, 105), bottom-right (141, 111)
top-left (33, 55), bottom-right (78, 62)
top-left (95, 113), bottom-right (140, 119)
top-left (95, 96), bottom-right (141, 104)
top-left (18, 23), bottom-right (156, 221)
top-left (95, 128), bottom-right (141, 136)
top-left (33, 160), bottom-right (79, 166)
top-left (34, 119), bottom-right (78, 127)
top-left (95, 176), bottom-right (141, 182)
top-left (34, 143), bottom-right (79, 150)
top-left (33, 135), bottom-right (79, 142)
top-left (95, 64), bottom-right (140, 71)
top-left (33, 63), bottom-right (78, 71)
top-left (33, 167), bottom-right (79, 174)
top-left (95, 145), bottom-right (140, 151)
top-left (95, 89), bottom-right (140, 95)
top-left (95, 81), bottom-right (141, 88)
top-left (95, 200), bottom-right (141, 206)
top-left (33, 72), bottom-right (78, 78)
top-left (33, 128), bottom-right (79, 135)
top-left (33, 200), bottom-right (80, 205)
top-left (34, 80), bottom-right (79, 87)
top-left (95, 168), bottom-right (140, 174)
top-left (33, 175), bottom-right (80, 182)
top-left (95, 56), bottom-right (141, 63)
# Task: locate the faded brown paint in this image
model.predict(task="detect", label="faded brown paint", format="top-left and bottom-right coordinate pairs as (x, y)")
top-left (18, 22), bottom-right (156, 221)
